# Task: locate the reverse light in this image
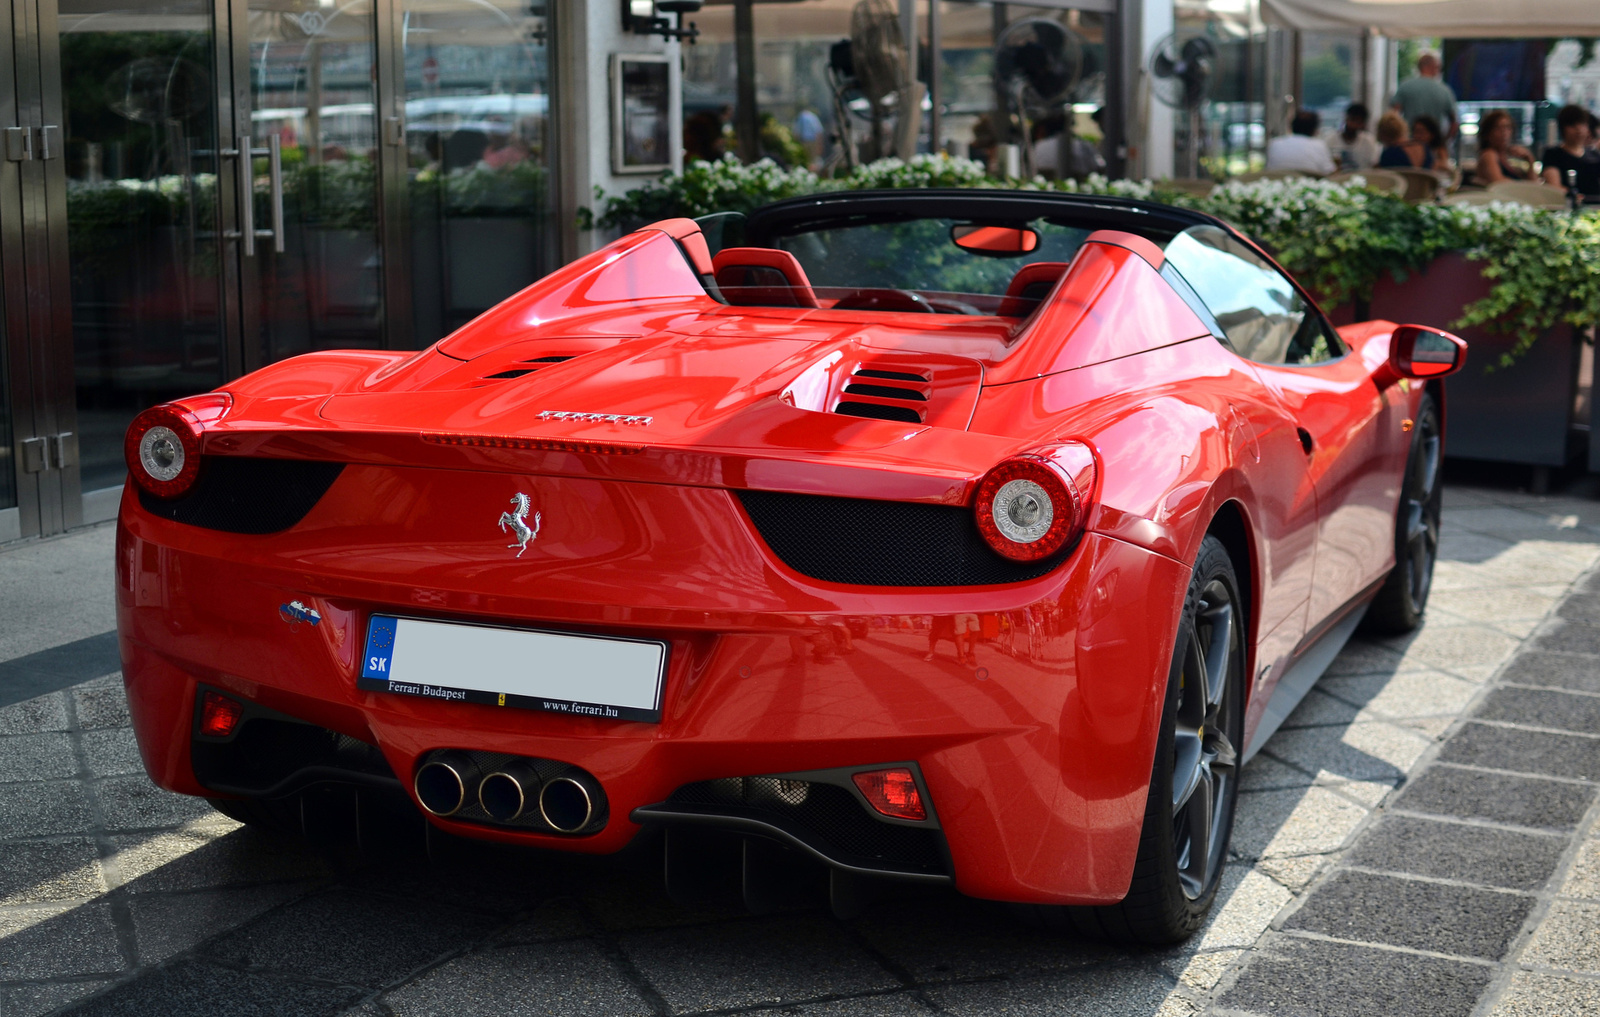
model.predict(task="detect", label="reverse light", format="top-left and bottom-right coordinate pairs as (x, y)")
top-left (852, 768), bottom-right (927, 821)
top-left (974, 442), bottom-right (1097, 562)
top-left (199, 691), bottom-right (243, 738)
top-left (123, 393), bottom-right (232, 499)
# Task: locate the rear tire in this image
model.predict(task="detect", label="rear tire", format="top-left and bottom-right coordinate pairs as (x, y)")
top-left (1364, 393), bottom-right (1442, 635)
top-left (1021, 535), bottom-right (1245, 943)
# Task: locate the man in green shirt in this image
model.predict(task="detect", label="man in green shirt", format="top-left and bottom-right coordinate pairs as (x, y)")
top-left (1390, 51), bottom-right (1458, 138)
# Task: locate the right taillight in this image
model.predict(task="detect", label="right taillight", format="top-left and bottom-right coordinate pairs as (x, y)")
top-left (123, 393), bottom-right (231, 500)
top-left (973, 442), bottom-right (1097, 562)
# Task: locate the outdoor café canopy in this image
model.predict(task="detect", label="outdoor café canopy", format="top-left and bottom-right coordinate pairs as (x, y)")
top-left (1262, 0), bottom-right (1600, 38)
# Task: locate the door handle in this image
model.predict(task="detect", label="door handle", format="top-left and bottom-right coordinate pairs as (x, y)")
top-left (1297, 427), bottom-right (1314, 455)
top-left (49, 432), bottom-right (76, 469)
top-left (252, 134), bottom-right (285, 254)
top-left (19, 437), bottom-right (46, 473)
top-left (4, 126), bottom-right (31, 161)
top-left (230, 146), bottom-right (255, 256)
top-left (268, 134), bottom-right (284, 253)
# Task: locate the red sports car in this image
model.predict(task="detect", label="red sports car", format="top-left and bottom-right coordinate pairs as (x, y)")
top-left (116, 190), bottom-right (1465, 942)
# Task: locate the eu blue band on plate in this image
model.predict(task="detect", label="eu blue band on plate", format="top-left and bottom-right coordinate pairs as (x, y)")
top-left (363, 616), bottom-right (398, 678)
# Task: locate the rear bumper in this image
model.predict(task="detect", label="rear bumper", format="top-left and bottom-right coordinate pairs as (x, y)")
top-left (116, 476), bottom-right (1188, 905)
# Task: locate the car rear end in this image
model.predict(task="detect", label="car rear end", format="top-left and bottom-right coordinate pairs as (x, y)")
top-left (116, 367), bottom-right (1190, 907)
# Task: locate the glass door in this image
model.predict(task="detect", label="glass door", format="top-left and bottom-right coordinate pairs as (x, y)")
top-left (239, 0), bottom-right (384, 367)
top-left (5, 0), bottom-right (557, 540)
top-left (0, 0), bottom-right (24, 540)
top-left (399, 0), bottom-right (553, 343)
top-left (57, 0), bottom-right (230, 499)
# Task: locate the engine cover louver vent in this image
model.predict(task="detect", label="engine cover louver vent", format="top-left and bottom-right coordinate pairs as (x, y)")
top-left (832, 365), bottom-right (931, 424)
top-left (476, 354), bottom-right (577, 386)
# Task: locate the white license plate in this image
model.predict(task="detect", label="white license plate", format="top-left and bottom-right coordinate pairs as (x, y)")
top-left (358, 615), bottom-right (667, 722)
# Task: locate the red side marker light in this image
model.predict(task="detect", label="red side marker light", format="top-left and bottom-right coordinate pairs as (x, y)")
top-left (852, 768), bottom-right (927, 821)
top-left (200, 691), bottom-right (243, 738)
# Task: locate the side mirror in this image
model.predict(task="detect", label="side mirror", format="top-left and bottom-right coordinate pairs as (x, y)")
top-left (1389, 324), bottom-right (1466, 380)
top-left (951, 224), bottom-right (1039, 256)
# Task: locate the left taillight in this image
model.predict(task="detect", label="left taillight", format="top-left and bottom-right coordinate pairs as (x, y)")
top-left (123, 393), bottom-right (231, 499)
top-left (973, 441), bottom-right (1097, 562)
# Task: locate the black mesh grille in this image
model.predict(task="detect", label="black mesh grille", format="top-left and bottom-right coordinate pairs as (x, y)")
top-left (736, 489), bottom-right (1067, 586)
top-left (669, 777), bottom-right (945, 874)
top-left (138, 457), bottom-right (344, 534)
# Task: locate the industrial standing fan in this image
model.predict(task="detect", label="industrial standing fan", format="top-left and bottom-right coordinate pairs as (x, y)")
top-left (827, 0), bottom-right (913, 169)
top-left (1147, 32), bottom-right (1216, 179)
top-left (993, 18), bottom-right (1084, 178)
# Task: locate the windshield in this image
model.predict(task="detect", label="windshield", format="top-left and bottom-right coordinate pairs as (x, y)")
top-left (713, 216), bottom-right (1096, 317)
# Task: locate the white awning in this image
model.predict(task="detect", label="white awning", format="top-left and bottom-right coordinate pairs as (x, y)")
top-left (1262, 0), bottom-right (1600, 38)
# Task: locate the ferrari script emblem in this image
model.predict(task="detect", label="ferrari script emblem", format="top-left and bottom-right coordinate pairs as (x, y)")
top-left (497, 493), bottom-right (541, 558)
top-left (538, 410), bottom-right (652, 426)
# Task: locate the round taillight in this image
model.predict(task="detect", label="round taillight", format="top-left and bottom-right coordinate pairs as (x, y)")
top-left (124, 405), bottom-right (203, 499)
top-left (974, 455), bottom-right (1084, 561)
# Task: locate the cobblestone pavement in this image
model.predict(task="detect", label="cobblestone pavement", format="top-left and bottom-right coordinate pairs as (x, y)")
top-left (4, 482), bottom-right (1600, 1017)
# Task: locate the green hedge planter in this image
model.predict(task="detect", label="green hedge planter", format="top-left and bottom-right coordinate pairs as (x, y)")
top-left (1369, 252), bottom-right (1580, 469)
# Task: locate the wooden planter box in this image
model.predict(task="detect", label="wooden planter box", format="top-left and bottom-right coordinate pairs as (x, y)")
top-left (1360, 252), bottom-right (1580, 468)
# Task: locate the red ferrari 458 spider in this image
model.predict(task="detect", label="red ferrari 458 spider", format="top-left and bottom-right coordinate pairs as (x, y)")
top-left (117, 190), bottom-right (1466, 942)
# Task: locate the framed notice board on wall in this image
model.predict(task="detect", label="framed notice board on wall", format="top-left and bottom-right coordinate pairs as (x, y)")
top-left (612, 54), bottom-right (672, 174)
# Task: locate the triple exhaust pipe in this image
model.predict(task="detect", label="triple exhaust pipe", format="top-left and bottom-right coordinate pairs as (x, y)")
top-left (413, 751), bottom-right (602, 833)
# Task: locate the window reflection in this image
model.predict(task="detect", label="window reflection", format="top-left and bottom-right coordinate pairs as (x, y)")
top-left (248, 0), bottom-right (382, 363)
top-left (60, 0), bottom-right (223, 493)
top-left (1164, 225), bottom-right (1337, 365)
top-left (403, 0), bottom-right (553, 343)
top-left (680, 0), bottom-right (1107, 178)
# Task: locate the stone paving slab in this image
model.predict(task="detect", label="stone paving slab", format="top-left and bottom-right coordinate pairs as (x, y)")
top-left (4, 484), bottom-right (1600, 1016)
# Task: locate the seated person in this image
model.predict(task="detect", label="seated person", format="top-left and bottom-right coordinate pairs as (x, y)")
top-left (1326, 103), bottom-right (1379, 171)
top-left (1265, 110), bottom-right (1336, 175)
top-left (1541, 103), bottom-right (1600, 197)
top-left (1381, 114), bottom-right (1449, 171)
top-left (1376, 112), bottom-right (1410, 168)
top-left (1474, 109), bottom-right (1535, 183)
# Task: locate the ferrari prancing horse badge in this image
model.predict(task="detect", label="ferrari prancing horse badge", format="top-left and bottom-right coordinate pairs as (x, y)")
top-left (498, 492), bottom-right (541, 558)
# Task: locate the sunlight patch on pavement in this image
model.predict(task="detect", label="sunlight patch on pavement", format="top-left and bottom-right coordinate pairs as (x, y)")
top-left (0, 816), bottom-right (239, 938)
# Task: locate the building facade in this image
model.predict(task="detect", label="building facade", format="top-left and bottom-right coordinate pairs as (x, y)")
top-left (0, 0), bottom-right (678, 542)
top-left (2, 0), bottom-right (1586, 542)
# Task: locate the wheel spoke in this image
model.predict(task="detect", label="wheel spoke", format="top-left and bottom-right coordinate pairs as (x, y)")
top-left (1197, 585), bottom-right (1233, 709)
top-left (1169, 560), bottom-right (1239, 902)
top-left (1416, 434), bottom-right (1441, 498)
top-left (1172, 729), bottom-right (1205, 815)
top-left (1405, 502), bottom-right (1427, 543)
top-left (1176, 766), bottom-right (1213, 899)
top-left (1206, 727), bottom-right (1238, 773)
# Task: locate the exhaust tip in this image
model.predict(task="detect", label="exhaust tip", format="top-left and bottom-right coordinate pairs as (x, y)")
top-left (479, 762), bottom-right (539, 823)
top-left (414, 753), bottom-right (477, 817)
top-left (539, 775), bottom-right (595, 833)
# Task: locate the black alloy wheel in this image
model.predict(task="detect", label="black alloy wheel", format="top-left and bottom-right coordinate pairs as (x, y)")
top-left (1170, 574), bottom-right (1241, 902)
top-left (1020, 534), bottom-right (1244, 943)
top-left (1365, 393), bottom-right (1442, 634)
